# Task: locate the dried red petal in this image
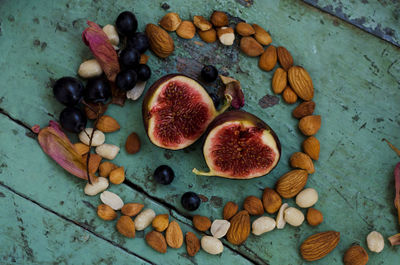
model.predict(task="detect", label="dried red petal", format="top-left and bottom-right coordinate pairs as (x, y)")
top-left (82, 21), bottom-right (120, 82)
top-left (37, 121), bottom-right (95, 183)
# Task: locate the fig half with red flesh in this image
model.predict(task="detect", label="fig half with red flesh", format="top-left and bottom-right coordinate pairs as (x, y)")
top-left (143, 74), bottom-right (231, 150)
top-left (193, 111), bottom-right (281, 179)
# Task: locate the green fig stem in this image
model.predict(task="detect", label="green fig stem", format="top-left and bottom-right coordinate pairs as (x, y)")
top-left (216, 95), bottom-right (232, 115)
top-left (192, 168), bottom-right (215, 176)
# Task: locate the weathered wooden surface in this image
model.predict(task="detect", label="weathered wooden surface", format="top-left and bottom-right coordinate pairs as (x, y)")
top-left (303, 0), bottom-right (400, 47)
top-left (0, 0), bottom-right (399, 264)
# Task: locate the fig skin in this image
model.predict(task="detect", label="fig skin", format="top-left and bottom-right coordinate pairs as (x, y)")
top-left (142, 74), bottom-right (218, 150)
top-left (194, 110), bottom-right (281, 179)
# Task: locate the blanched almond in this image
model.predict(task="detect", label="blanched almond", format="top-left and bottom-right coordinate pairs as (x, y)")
top-left (217, 27), bottom-right (234, 46)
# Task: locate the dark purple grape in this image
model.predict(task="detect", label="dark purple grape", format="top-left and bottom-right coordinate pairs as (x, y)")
top-left (53, 77), bottom-right (83, 106)
top-left (127, 32), bottom-right (149, 53)
top-left (59, 107), bottom-right (87, 133)
top-left (119, 47), bottom-right (140, 68)
top-left (84, 77), bottom-right (111, 103)
top-left (115, 11), bottom-right (138, 36)
top-left (153, 165), bottom-right (175, 185)
top-left (181, 192), bottom-right (201, 211)
top-left (201, 65), bottom-right (218, 82)
top-left (116, 69), bottom-right (137, 91)
top-left (136, 64), bottom-right (151, 81)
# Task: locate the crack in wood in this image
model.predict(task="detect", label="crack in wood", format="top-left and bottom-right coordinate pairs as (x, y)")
top-left (0, 112), bottom-right (267, 264)
top-left (301, 0), bottom-right (399, 48)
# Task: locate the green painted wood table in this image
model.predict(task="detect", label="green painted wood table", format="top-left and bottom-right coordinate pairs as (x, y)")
top-left (0, 0), bottom-right (399, 264)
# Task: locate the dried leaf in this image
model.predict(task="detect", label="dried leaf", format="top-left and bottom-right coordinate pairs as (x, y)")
top-left (37, 121), bottom-right (95, 183)
top-left (82, 21), bottom-right (120, 82)
top-left (111, 82), bottom-right (126, 106)
top-left (220, 75), bottom-right (245, 109)
top-left (395, 162), bottom-right (400, 224)
top-left (388, 233), bottom-right (400, 246)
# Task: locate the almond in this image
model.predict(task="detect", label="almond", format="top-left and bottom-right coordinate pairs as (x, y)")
top-left (74, 143), bottom-right (89, 156)
top-left (275, 169), bottom-right (308, 198)
top-left (109, 166), bottom-right (125, 184)
top-left (152, 214), bottom-right (169, 232)
top-left (83, 153), bottom-right (102, 174)
top-left (125, 132), bottom-right (141, 154)
top-left (159, 12), bottom-right (181, 31)
top-left (259, 45), bottom-right (277, 71)
top-left (226, 210), bottom-right (250, 245)
top-left (300, 231), bottom-right (340, 261)
top-left (236, 22), bottom-right (255, 36)
top-left (116, 216), bottom-right (135, 238)
top-left (343, 245), bottom-right (369, 265)
top-left (283, 86), bottom-right (298, 104)
top-left (185, 232), bottom-right (200, 257)
top-left (140, 54), bottom-right (149, 64)
top-left (290, 152), bottom-right (315, 174)
top-left (223, 201), bottom-right (238, 220)
top-left (262, 187), bottom-right (282, 214)
top-left (99, 161), bottom-right (118, 178)
top-left (193, 215), bottom-right (211, 232)
top-left (84, 102), bottom-right (107, 120)
top-left (198, 28), bottom-right (217, 43)
top-left (303, 136), bottom-right (320, 160)
top-left (243, 196), bottom-right (264, 215)
top-left (165, 221), bottom-right (183, 248)
top-left (288, 66), bottom-right (314, 101)
top-left (240, 37), bottom-right (264, 57)
top-left (121, 203), bottom-right (144, 217)
top-left (252, 24), bottom-right (272, 45)
top-left (277, 46), bottom-right (294, 70)
top-left (292, 101), bottom-right (316, 119)
top-left (299, 115), bottom-right (321, 136)
top-left (217, 27), bottom-right (235, 46)
top-left (306, 208), bottom-right (323, 226)
top-left (145, 24), bottom-right (174, 58)
top-left (97, 204), bottom-right (117, 221)
top-left (96, 115), bottom-right (120, 132)
top-left (193, 15), bottom-right (212, 31)
top-left (210, 11), bottom-right (228, 27)
top-left (176, 21), bottom-right (196, 39)
top-left (272, 68), bottom-right (287, 94)
top-left (146, 231), bottom-right (167, 253)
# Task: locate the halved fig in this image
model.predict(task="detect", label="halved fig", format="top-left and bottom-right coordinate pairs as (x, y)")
top-left (142, 74), bottom-right (236, 150)
top-left (193, 111), bottom-right (281, 179)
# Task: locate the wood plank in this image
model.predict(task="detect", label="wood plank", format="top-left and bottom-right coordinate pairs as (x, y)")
top-left (0, 0), bottom-right (399, 264)
top-left (0, 115), bottom-right (254, 265)
top-left (0, 186), bottom-right (151, 265)
top-left (302, 0), bottom-right (400, 47)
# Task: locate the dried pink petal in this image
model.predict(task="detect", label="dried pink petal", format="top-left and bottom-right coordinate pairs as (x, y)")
top-left (38, 121), bottom-right (95, 183)
top-left (82, 21), bottom-right (120, 82)
top-left (388, 233), bottom-right (400, 246)
top-left (395, 162), bottom-right (400, 224)
top-left (220, 75), bottom-right (245, 109)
